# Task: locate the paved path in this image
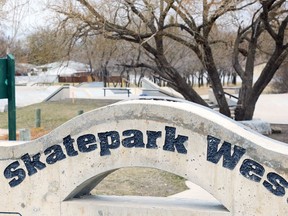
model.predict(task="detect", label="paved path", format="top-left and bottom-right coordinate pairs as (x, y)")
top-left (2, 84), bottom-right (287, 124)
top-left (169, 181), bottom-right (219, 202)
top-left (0, 86), bottom-right (142, 112)
top-left (0, 86), bottom-right (60, 112)
top-left (253, 93), bottom-right (288, 124)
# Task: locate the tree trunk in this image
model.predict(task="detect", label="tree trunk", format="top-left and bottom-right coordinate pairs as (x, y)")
top-left (155, 54), bottom-right (209, 107)
top-left (202, 42), bottom-right (231, 117)
top-left (235, 103), bottom-right (255, 121)
top-left (235, 86), bottom-right (260, 121)
top-left (171, 72), bottom-right (209, 107)
top-left (232, 74), bottom-right (236, 85)
top-left (235, 46), bottom-right (287, 121)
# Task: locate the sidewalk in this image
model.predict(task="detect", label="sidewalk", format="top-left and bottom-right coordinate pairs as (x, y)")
top-left (169, 181), bottom-right (219, 202)
top-left (254, 93), bottom-right (288, 124)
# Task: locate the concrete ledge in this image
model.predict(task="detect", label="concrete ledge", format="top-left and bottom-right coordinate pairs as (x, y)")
top-left (62, 195), bottom-right (229, 216)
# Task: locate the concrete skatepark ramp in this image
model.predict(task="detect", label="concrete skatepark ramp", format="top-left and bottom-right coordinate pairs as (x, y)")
top-left (0, 99), bottom-right (287, 215)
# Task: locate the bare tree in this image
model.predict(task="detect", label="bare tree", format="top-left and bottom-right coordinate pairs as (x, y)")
top-left (1, 0), bottom-right (31, 52)
top-left (26, 27), bottom-right (67, 65)
top-left (271, 61), bottom-right (288, 93)
top-left (0, 0), bottom-right (7, 19)
top-left (51, 0), bottom-right (288, 120)
top-left (52, 0), bottom-right (209, 108)
top-left (0, 0), bottom-right (10, 55)
top-left (233, 0), bottom-right (288, 120)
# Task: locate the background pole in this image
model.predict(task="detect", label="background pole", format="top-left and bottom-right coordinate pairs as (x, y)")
top-left (7, 54), bottom-right (16, 140)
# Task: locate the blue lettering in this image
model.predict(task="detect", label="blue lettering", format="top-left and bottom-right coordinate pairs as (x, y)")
top-left (44, 145), bottom-right (66, 165)
top-left (207, 135), bottom-right (246, 170)
top-left (240, 159), bottom-right (264, 182)
top-left (146, 131), bottom-right (161, 149)
top-left (4, 161), bottom-right (26, 187)
top-left (163, 126), bottom-right (188, 154)
top-left (63, 135), bottom-right (78, 157)
top-left (21, 153), bottom-right (46, 176)
top-left (122, 130), bottom-right (144, 148)
top-left (77, 134), bottom-right (97, 153)
top-left (263, 172), bottom-right (288, 197)
top-left (98, 131), bottom-right (120, 156)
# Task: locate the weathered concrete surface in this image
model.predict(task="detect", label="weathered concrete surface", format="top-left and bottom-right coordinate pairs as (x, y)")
top-left (0, 99), bottom-right (288, 215)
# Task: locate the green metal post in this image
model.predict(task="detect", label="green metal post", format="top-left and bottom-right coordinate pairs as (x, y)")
top-left (0, 54), bottom-right (16, 140)
top-left (7, 54), bottom-right (16, 140)
top-left (0, 58), bottom-right (8, 99)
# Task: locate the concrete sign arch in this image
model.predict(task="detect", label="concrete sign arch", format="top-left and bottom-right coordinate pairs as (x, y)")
top-left (0, 99), bottom-right (288, 215)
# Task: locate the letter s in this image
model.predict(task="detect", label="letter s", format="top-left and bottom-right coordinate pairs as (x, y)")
top-left (263, 172), bottom-right (288, 197)
top-left (4, 161), bottom-right (26, 187)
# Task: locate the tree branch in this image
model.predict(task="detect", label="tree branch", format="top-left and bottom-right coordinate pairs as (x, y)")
top-left (232, 28), bottom-right (246, 79)
top-left (125, 0), bottom-right (157, 33)
top-left (163, 32), bottom-right (203, 60)
top-left (159, 0), bottom-right (174, 27)
top-left (167, 0), bottom-right (197, 31)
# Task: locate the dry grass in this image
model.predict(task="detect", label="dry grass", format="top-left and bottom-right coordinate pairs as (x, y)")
top-left (92, 168), bottom-right (188, 197)
top-left (0, 99), bottom-right (118, 140)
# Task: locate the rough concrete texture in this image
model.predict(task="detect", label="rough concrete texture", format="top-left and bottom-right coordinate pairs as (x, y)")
top-left (0, 99), bottom-right (288, 216)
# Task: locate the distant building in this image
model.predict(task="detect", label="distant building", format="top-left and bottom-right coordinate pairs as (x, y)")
top-left (37, 61), bottom-right (90, 76)
top-left (38, 61), bottom-right (92, 83)
top-left (15, 63), bottom-right (37, 76)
